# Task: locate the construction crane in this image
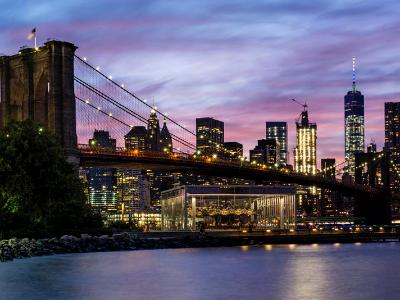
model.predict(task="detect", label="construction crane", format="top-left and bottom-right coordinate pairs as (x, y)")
top-left (291, 98), bottom-right (308, 123)
top-left (291, 98), bottom-right (308, 111)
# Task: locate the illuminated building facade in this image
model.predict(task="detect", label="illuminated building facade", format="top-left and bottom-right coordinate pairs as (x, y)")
top-left (147, 108), bottom-right (161, 151)
top-left (249, 148), bottom-right (263, 164)
top-left (250, 139), bottom-right (280, 165)
top-left (294, 110), bottom-right (317, 174)
top-left (196, 117), bottom-right (224, 156)
top-left (345, 57), bottom-right (365, 176)
top-left (266, 122), bottom-right (288, 165)
top-left (116, 170), bottom-right (150, 213)
top-left (223, 142), bottom-right (243, 160)
top-left (264, 139), bottom-right (280, 165)
top-left (124, 126), bottom-right (147, 150)
top-left (105, 207), bottom-right (161, 230)
top-left (87, 130), bottom-right (118, 215)
top-left (108, 211), bottom-right (162, 230)
top-left (384, 102), bottom-right (400, 193)
top-left (161, 185), bottom-right (296, 231)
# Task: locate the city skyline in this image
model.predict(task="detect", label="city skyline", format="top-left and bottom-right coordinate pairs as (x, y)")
top-left (1, 0), bottom-right (400, 164)
top-left (2, 3), bottom-right (400, 299)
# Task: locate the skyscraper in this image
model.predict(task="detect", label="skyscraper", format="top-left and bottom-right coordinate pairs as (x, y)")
top-left (344, 57), bottom-right (365, 176)
top-left (122, 126), bottom-right (151, 216)
top-left (147, 108), bottom-right (161, 151)
top-left (266, 122), bottom-right (288, 165)
top-left (385, 102), bottom-right (400, 193)
top-left (196, 117), bottom-right (224, 156)
top-left (294, 109), bottom-right (317, 175)
top-left (160, 117), bottom-right (173, 152)
top-left (87, 130), bottom-right (117, 216)
top-left (124, 126), bottom-right (147, 150)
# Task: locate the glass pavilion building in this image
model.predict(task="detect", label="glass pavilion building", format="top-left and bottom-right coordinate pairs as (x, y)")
top-left (161, 185), bottom-right (296, 231)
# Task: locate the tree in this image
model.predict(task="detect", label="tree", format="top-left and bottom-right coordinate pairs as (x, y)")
top-left (0, 120), bottom-right (102, 238)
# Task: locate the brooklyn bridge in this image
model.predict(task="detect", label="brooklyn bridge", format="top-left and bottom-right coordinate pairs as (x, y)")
top-left (0, 40), bottom-right (394, 225)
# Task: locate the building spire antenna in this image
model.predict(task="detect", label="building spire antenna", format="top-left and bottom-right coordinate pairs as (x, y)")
top-left (352, 56), bottom-right (357, 92)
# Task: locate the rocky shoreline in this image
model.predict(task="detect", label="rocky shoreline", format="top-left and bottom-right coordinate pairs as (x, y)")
top-left (0, 233), bottom-right (230, 262)
top-left (2, 232), bottom-right (399, 262)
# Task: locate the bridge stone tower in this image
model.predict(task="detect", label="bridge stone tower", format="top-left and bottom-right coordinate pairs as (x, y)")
top-left (0, 40), bottom-right (78, 162)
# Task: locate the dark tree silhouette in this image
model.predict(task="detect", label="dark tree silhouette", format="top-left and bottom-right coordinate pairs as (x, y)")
top-left (0, 120), bottom-right (102, 238)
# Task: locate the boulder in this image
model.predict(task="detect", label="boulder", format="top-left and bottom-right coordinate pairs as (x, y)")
top-left (60, 235), bottom-right (78, 242)
top-left (80, 234), bottom-right (91, 240)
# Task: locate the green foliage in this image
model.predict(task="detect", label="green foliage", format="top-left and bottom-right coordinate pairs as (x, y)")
top-left (0, 120), bottom-right (103, 238)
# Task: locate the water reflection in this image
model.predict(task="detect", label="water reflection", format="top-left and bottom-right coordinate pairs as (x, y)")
top-left (1, 243), bottom-right (400, 300)
top-left (264, 244), bottom-right (273, 251)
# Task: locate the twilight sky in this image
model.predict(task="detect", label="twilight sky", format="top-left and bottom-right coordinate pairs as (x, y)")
top-left (1, 0), bottom-right (400, 165)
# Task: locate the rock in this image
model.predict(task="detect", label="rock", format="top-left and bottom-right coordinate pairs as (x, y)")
top-left (60, 235), bottom-right (78, 242)
top-left (128, 232), bottom-right (138, 239)
top-left (112, 233), bottom-right (130, 242)
top-left (81, 234), bottom-right (91, 239)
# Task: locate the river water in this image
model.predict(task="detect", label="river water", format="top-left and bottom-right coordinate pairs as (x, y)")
top-left (1, 243), bottom-right (400, 300)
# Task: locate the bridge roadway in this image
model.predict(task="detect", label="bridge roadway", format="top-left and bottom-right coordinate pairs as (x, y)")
top-left (78, 145), bottom-right (380, 197)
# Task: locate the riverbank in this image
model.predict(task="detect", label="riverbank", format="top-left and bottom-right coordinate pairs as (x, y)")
top-left (1, 231), bottom-right (399, 262)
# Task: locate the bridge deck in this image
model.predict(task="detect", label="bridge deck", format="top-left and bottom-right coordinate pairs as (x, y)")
top-left (77, 145), bottom-right (381, 196)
